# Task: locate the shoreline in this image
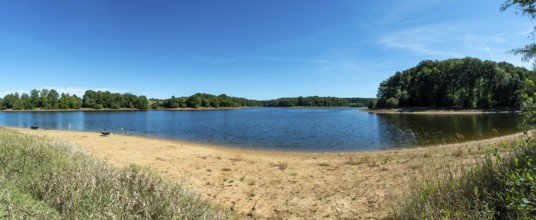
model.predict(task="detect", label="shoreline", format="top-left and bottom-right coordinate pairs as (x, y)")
top-left (5, 126), bottom-right (525, 218)
top-left (0, 106), bottom-right (359, 112)
top-left (362, 107), bottom-right (521, 114)
top-left (0, 124), bottom-right (522, 154)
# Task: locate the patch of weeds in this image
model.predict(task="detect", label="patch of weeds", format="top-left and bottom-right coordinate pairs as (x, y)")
top-left (270, 163), bottom-right (288, 171)
top-left (229, 156), bottom-right (244, 162)
top-left (368, 162), bottom-right (379, 168)
top-left (452, 148), bottom-right (465, 157)
top-left (222, 168), bottom-right (231, 172)
top-left (383, 155), bottom-right (392, 164)
top-left (247, 191), bottom-right (256, 198)
top-left (344, 156), bottom-right (361, 166)
top-left (318, 162), bottom-right (330, 167)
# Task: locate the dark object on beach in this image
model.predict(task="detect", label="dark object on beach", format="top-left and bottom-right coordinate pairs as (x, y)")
top-left (101, 129), bottom-right (112, 136)
top-left (30, 126), bottom-right (39, 130)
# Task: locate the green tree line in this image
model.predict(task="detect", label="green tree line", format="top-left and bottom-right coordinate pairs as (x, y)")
top-left (152, 94), bottom-right (373, 109)
top-left (0, 89), bottom-right (149, 110)
top-left (0, 89), bottom-right (373, 110)
top-left (260, 96), bottom-right (371, 107)
top-left (152, 93), bottom-right (258, 109)
top-left (374, 57), bottom-right (535, 109)
top-left (0, 89), bottom-right (83, 110)
top-left (82, 90), bottom-right (149, 110)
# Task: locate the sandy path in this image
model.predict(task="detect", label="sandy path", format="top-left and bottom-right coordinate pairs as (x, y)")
top-left (9, 127), bottom-right (522, 219)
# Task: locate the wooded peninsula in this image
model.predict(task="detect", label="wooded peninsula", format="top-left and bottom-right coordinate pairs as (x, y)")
top-left (372, 57), bottom-right (534, 109)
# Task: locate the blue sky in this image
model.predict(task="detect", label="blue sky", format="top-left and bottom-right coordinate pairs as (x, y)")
top-left (0, 0), bottom-right (533, 99)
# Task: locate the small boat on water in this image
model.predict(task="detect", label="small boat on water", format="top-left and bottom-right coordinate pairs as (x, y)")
top-left (30, 126), bottom-right (39, 130)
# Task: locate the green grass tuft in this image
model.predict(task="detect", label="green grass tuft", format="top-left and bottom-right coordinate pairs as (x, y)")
top-left (0, 129), bottom-right (230, 219)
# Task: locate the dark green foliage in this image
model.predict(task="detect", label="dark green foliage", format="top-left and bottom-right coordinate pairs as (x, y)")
top-left (1, 90), bottom-right (83, 110)
top-left (385, 97), bottom-right (399, 108)
top-left (3, 93), bottom-right (23, 110)
top-left (186, 95), bottom-right (202, 108)
top-left (47, 89), bottom-right (59, 109)
top-left (261, 96), bottom-right (372, 107)
top-left (155, 94), bottom-right (373, 109)
top-left (80, 90), bottom-right (149, 110)
top-left (21, 93), bottom-right (32, 110)
top-left (502, 1), bottom-right (536, 67)
top-left (376, 57), bottom-right (534, 109)
top-left (2, 89), bottom-right (372, 110)
top-left (158, 93), bottom-right (252, 108)
top-left (368, 99), bottom-right (377, 109)
top-left (134, 96), bottom-right (149, 110)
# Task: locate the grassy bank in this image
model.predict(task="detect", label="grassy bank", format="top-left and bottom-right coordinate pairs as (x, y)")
top-left (388, 136), bottom-right (536, 219)
top-left (0, 129), bottom-right (229, 219)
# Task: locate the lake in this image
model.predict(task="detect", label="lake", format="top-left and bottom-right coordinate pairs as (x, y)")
top-left (0, 108), bottom-right (523, 151)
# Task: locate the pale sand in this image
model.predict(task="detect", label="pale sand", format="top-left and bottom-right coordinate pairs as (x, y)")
top-left (8, 127), bottom-right (523, 219)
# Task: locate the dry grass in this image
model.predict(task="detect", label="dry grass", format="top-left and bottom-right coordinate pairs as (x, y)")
top-left (0, 129), bottom-right (229, 219)
top-left (387, 137), bottom-right (536, 219)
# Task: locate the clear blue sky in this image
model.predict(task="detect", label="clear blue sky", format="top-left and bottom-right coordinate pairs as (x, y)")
top-left (0, 0), bottom-right (533, 99)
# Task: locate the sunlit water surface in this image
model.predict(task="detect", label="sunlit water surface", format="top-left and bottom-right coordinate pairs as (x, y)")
top-left (0, 108), bottom-right (522, 151)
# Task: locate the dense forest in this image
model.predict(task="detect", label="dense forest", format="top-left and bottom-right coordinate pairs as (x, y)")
top-left (152, 94), bottom-right (370, 108)
top-left (373, 57), bottom-right (535, 109)
top-left (0, 89), bottom-right (372, 110)
top-left (0, 89), bottom-right (149, 110)
top-left (260, 97), bottom-right (370, 107)
top-left (151, 93), bottom-right (259, 109)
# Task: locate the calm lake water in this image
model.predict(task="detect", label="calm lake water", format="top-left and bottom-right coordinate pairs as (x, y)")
top-left (0, 108), bottom-right (523, 151)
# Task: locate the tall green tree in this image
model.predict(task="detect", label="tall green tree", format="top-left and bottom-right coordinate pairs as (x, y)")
top-left (82, 90), bottom-right (98, 108)
top-left (3, 93), bottom-right (22, 110)
top-left (47, 89), bottom-right (60, 109)
top-left (21, 93), bottom-right (33, 109)
top-left (40, 89), bottom-right (50, 109)
top-left (70, 95), bottom-right (83, 109)
top-left (30, 89), bottom-right (40, 108)
top-left (502, 0), bottom-right (536, 67)
top-left (135, 96), bottom-right (149, 110)
top-left (59, 93), bottom-right (70, 109)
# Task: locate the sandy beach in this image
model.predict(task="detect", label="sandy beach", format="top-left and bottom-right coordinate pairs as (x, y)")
top-left (8, 127), bottom-right (522, 219)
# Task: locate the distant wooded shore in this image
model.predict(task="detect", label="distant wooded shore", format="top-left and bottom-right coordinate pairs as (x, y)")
top-left (0, 89), bottom-right (374, 111)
